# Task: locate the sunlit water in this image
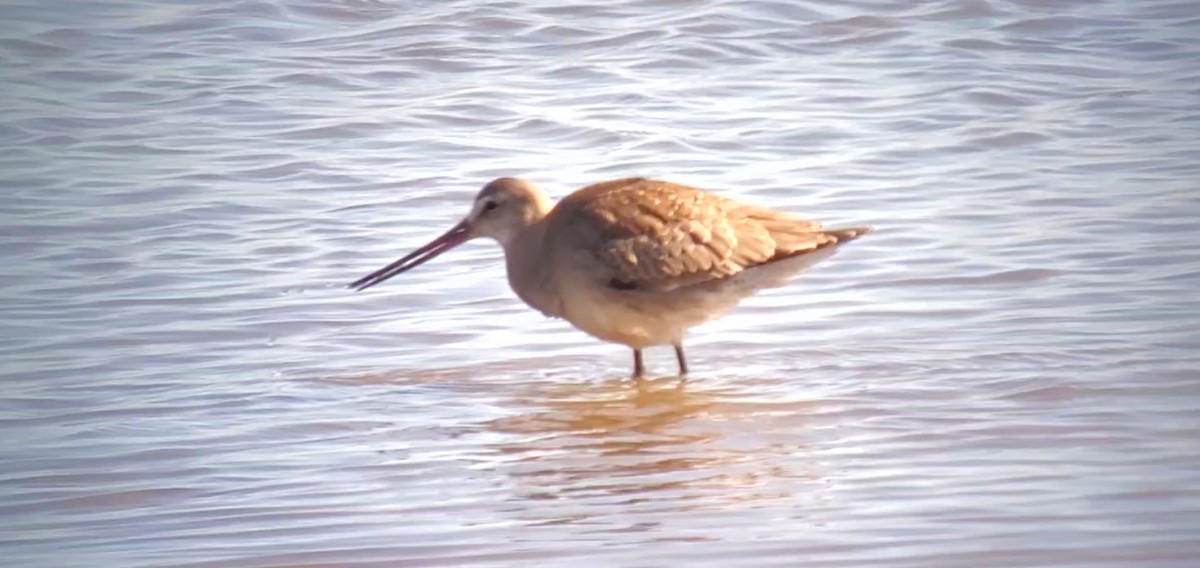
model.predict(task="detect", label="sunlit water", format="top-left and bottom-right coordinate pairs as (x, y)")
top-left (2, 1), bottom-right (1199, 566)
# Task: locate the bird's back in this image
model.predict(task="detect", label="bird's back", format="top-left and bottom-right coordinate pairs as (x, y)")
top-left (546, 177), bottom-right (869, 292)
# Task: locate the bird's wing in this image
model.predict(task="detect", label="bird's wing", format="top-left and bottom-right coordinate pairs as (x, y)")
top-left (554, 178), bottom-right (849, 292)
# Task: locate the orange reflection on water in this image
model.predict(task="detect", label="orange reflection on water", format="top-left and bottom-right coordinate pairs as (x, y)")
top-left (483, 374), bottom-right (829, 523)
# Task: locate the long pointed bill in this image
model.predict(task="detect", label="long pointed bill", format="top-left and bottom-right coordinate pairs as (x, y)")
top-left (348, 220), bottom-right (471, 291)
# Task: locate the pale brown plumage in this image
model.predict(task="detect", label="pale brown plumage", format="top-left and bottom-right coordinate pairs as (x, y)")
top-left (350, 176), bottom-right (870, 378)
top-left (551, 178), bottom-right (867, 292)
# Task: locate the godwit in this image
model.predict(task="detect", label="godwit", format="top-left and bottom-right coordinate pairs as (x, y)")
top-left (350, 177), bottom-right (869, 377)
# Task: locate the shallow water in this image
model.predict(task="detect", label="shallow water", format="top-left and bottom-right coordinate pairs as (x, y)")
top-left (2, 0), bottom-right (1199, 566)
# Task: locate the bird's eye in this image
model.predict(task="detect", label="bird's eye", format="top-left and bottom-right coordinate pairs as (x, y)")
top-left (482, 201), bottom-right (498, 213)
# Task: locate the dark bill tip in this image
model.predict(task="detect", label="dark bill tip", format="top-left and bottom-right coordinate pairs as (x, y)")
top-left (348, 221), bottom-right (470, 291)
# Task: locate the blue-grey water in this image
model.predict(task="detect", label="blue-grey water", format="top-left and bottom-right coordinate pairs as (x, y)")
top-left (2, 1), bottom-right (1199, 567)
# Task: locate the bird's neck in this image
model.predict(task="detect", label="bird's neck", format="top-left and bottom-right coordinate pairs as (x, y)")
top-left (503, 218), bottom-right (561, 318)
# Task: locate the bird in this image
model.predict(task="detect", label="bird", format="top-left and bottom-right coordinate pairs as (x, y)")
top-left (350, 177), bottom-right (870, 378)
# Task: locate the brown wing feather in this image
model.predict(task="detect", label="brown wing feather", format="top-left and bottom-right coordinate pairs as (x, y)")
top-left (552, 178), bottom-right (868, 292)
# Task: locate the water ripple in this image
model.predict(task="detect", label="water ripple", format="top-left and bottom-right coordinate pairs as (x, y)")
top-left (2, 0), bottom-right (1199, 566)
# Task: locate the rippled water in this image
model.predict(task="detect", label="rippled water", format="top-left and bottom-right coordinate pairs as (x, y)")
top-left (3, 0), bottom-right (1199, 566)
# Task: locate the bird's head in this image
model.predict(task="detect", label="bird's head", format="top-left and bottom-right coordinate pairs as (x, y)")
top-left (464, 177), bottom-right (551, 246)
top-left (348, 177), bottom-right (550, 291)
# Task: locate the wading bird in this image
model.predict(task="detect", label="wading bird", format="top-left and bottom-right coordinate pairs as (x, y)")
top-left (350, 177), bottom-right (869, 377)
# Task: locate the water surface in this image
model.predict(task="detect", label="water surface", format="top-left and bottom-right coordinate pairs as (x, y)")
top-left (2, 0), bottom-right (1199, 566)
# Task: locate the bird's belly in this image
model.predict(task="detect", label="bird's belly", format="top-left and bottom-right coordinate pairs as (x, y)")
top-left (558, 284), bottom-right (742, 349)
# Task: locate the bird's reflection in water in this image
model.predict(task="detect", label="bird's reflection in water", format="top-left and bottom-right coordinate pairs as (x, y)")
top-left (322, 360), bottom-right (830, 526)
top-left (484, 372), bottom-right (827, 522)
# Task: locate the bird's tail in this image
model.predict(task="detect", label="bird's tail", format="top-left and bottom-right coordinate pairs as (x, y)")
top-left (747, 225), bottom-right (871, 289)
top-left (823, 226), bottom-right (872, 245)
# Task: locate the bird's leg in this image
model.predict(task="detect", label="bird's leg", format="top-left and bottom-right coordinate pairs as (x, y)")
top-left (674, 344), bottom-right (689, 376)
top-left (632, 349), bottom-right (645, 378)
